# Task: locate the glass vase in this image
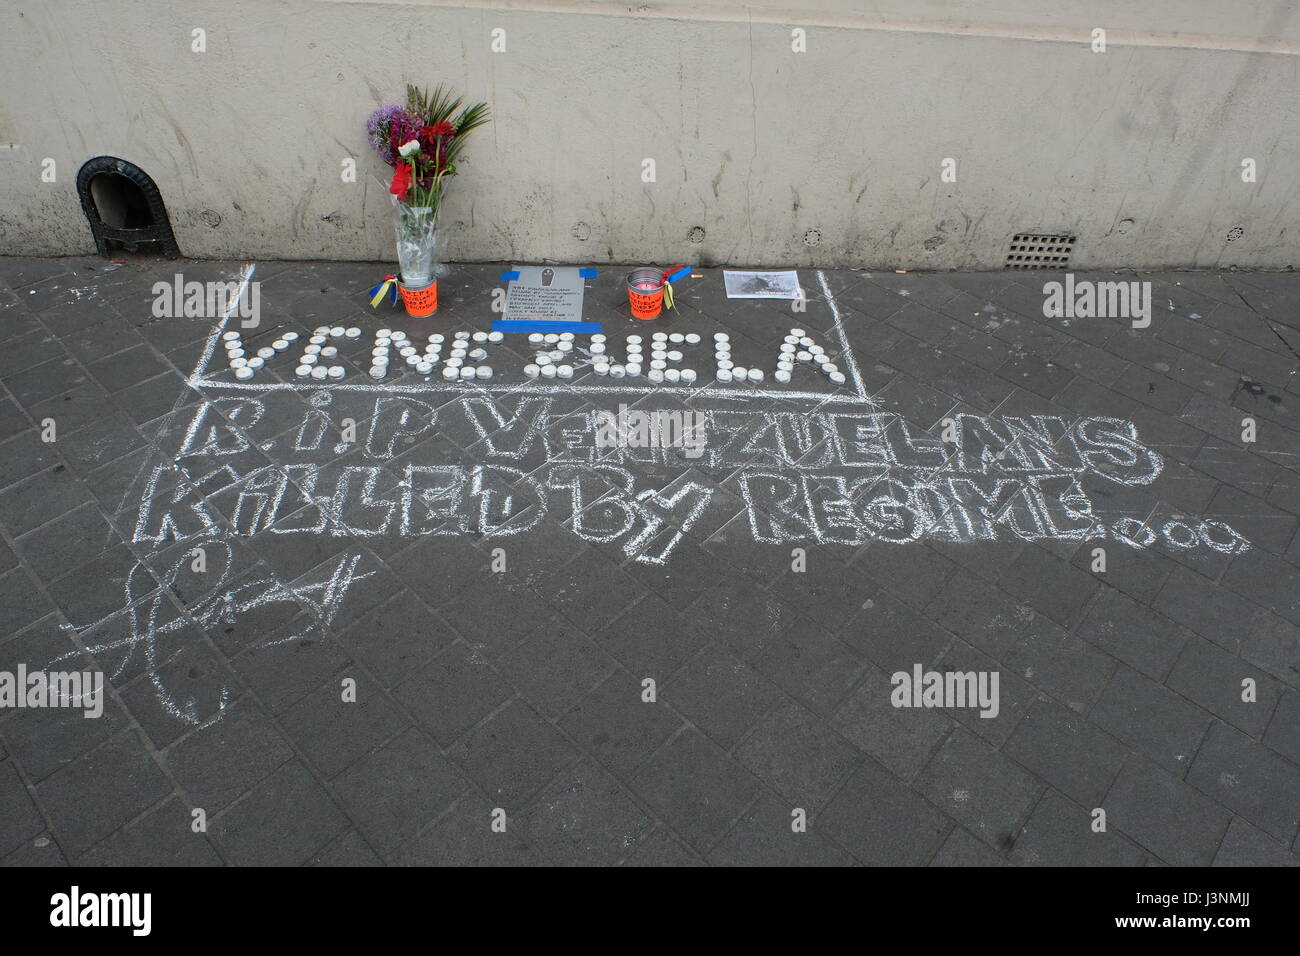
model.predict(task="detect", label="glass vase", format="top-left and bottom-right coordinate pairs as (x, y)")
top-left (393, 202), bottom-right (438, 288)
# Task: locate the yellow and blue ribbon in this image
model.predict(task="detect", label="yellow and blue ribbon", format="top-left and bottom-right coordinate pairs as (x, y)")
top-left (661, 264), bottom-right (690, 310)
top-left (368, 274), bottom-right (399, 308)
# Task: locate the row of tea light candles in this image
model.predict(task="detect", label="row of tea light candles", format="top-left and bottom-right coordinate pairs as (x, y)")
top-left (219, 325), bottom-right (846, 386)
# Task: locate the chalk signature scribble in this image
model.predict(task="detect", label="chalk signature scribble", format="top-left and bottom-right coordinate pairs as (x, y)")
top-left (59, 540), bottom-right (372, 727)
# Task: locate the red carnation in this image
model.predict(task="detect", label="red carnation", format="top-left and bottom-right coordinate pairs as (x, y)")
top-left (389, 162), bottom-right (413, 201)
top-left (430, 121), bottom-right (456, 137)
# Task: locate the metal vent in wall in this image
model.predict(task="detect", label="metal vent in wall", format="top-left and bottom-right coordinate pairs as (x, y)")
top-left (1004, 233), bottom-right (1075, 270)
top-left (76, 156), bottom-right (181, 258)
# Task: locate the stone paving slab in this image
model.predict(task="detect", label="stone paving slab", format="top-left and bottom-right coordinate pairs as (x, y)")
top-left (0, 256), bottom-right (1297, 866)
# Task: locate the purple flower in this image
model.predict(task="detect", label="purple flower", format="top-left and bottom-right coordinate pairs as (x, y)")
top-left (366, 104), bottom-right (413, 166)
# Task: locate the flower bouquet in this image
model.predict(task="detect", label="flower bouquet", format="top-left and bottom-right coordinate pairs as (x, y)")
top-left (366, 85), bottom-right (490, 315)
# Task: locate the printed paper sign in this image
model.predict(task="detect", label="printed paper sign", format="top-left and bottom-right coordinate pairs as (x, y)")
top-left (503, 265), bottom-right (586, 323)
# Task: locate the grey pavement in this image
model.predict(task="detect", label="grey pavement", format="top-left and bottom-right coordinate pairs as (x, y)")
top-left (0, 256), bottom-right (1297, 866)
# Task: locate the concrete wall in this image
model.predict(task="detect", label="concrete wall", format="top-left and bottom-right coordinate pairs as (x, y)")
top-left (1, 0), bottom-right (1297, 269)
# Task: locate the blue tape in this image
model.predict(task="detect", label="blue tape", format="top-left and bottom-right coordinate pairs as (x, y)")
top-left (579, 267), bottom-right (598, 278)
top-left (501, 270), bottom-right (520, 281)
top-left (492, 320), bottom-right (604, 334)
top-left (667, 266), bottom-right (691, 283)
